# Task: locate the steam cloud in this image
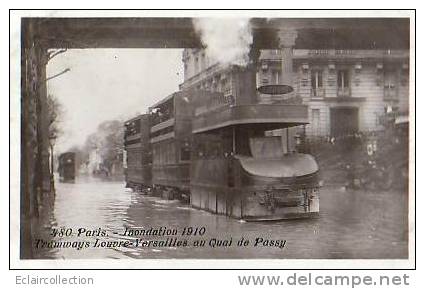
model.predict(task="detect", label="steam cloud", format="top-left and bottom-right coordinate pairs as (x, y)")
top-left (193, 18), bottom-right (253, 66)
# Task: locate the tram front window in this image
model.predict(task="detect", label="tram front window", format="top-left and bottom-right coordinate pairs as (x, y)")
top-left (234, 126), bottom-right (300, 158)
top-left (249, 136), bottom-right (285, 159)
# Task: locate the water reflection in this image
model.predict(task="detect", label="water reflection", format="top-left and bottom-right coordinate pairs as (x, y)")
top-left (34, 176), bottom-right (408, 259)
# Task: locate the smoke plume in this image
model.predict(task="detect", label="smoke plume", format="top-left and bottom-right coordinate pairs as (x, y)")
top-left (192, 18), bottom-right (253, 66)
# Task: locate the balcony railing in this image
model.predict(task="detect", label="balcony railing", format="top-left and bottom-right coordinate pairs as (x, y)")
top-left (311, 87), bottom-right (325, 98)
top-left (337, 87), bottom-right (351, 97)
top-left (293, 49), bottom-right (409, 60)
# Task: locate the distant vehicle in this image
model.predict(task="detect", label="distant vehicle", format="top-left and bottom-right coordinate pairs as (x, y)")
top-left (58, 152), bottom-right (76, 182)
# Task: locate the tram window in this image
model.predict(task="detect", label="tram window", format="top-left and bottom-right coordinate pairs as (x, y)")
top-left (206, 141), bottom-right (222, 159)
top-left (165, 142), bottom-right (176, 164)
top-left (153, 146), bottom-right (159, 164)
top-left (236, 137), bottom-right (251, 156)
top-left (193, 141), bottom-right (205, 159)
top-left (193, 133), bottom-right (226, 159)
top-left (158, 145), bottom-right (163, 164)
top-left (234, 127), bottom-right (255, 156)
top-left (162, 143), bottom-right (168, 164)
top-left (166, 143), bottom-right (170, 164)
top-left (181, 147), bottom-right (190, 161)
top-left (249, 136), bottom-right (284, 159)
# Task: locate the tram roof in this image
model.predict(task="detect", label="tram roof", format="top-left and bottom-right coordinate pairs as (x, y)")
top-left (192, 104), bottom-right (309, 133)
top-left (124, 113), bottom-right (148, 125)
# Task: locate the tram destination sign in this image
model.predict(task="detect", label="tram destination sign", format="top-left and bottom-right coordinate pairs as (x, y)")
top-left (257, 84), bottom-right (294, 95)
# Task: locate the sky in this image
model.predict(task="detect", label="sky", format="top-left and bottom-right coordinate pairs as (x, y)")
top-left (46, 49), bottom-right (184, 153)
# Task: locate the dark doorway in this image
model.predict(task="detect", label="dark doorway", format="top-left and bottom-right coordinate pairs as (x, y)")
top-left (330, 107), bottom-right (359, 137)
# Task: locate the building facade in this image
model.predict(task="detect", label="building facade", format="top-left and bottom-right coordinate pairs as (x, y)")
top-left (181, 49), bottom-right (235, 102)
top-left (260, 49), bottom-right (409, 138)
top-left (180, 48), bottom-right (410, 138)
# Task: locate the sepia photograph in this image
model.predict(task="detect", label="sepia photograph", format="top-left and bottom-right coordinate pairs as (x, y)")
top-left (9, 10), bottom-right (415, 268)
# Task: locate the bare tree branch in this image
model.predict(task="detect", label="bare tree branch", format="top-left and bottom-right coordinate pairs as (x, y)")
top-left (47, 48), bottom-right (68, 61)
top-left (46, 68), bottom-right (71, 82)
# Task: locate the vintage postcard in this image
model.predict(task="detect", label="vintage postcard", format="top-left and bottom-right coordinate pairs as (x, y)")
top-left (9, 10), bottom-right (415, 269)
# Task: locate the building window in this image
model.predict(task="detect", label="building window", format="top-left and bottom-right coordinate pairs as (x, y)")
top-left (272, 70), bottom-right (280, 84)
top-left (337, 70), bottom-right (349, 88)
top-left (311, 70), bottom-right (323, 88)
top-left (311, 70), bottom-right (324, 97)
top-left (201, 53), bottom-right (206, 71)
top-left (384, 70), bottom-right (397, 100)
top-left (194, 57), bottom-right (199, 74)
top-left (337, 69), bottom-right (350, 97)
top-left (221, 78), bottom-right (228, 94)
top-left (311, 109), bottom-right (320, 136)
top-left (401, 69), bottom-right (409, 86)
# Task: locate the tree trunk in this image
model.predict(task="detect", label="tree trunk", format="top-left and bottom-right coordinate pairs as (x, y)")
top-left (50, 144), bottom-right (55, 193)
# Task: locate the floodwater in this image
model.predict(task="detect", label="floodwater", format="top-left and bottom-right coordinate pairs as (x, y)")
top-left (33, 176), bottom-right (408, 259)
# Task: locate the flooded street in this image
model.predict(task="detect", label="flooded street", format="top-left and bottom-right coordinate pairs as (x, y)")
top-left (34, 176), bottom-right (408, 259)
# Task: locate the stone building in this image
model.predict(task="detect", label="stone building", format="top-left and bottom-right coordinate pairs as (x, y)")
top-left (180, 50), bottom-right (236, 103)
top-left (180, 47), bottom-right (409, 138)
top-left (259, 49), bottom-right (410, 138)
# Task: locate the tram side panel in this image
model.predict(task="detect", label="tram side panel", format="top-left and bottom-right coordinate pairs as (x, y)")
top-left (124, 115), bottom-right (152, 191)
top-left (125, 144), bottom-right (152, 190)
top-left (191, 160), bottom-right (245, 218)
top-left (190, 131), bottom-right (244, 218)
top-left (151, 139), bottom-right (190, 192)
top-left (190, 158), bottom-right (228, 213)
top-left (150, 92), bottom-right (193, 200)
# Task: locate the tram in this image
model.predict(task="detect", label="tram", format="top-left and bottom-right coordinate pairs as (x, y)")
top-left (124, 67), bottom-right (320, 220)
top-left (58, 152), bottom-right (76, 182)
